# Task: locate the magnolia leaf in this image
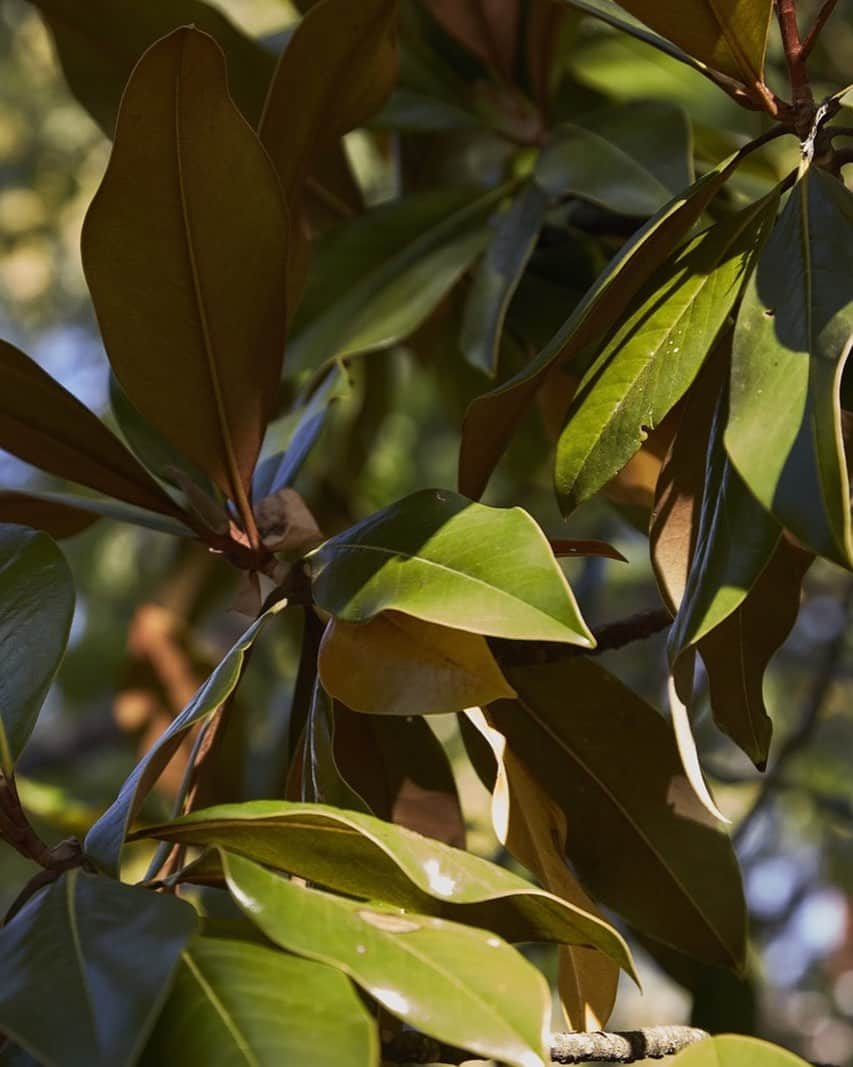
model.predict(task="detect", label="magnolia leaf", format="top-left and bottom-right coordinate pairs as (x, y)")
top-left (223, 852), bottom-right (551, 1067)
top-left (670, 1035), bottom-right (810, 1066)
top-left (0, 525), bottom-right (74, 771)
top-left (461, 181), bottom-right (550, 377)
top-left (0, 871), bottom-right (197, 1067)
top-left (423, 0), bottom-right (521, 78)
top-left (142, 938), bottom-right (378, 1067)
top-left (84, 598), bottom-right (288, 876)
top-left (331, 708), bottom-right (467, 846)
top-left (459, 153), bottom-right (744, 500)
top-left (30, 0), bottom-right (274, 133)
top-left (555, 193), bottom-right (777, 516)
top-left (318, 612), bottom-right (515, 715)
top-left (255, 488), bottom-right (323, 553)
top-left (490, 657), bottom-right (747, 969)
top-left (0, 340), bottom-right (184, 521)
top-left (610, 0), bottom-right (773, 85)
top-left (287, 186), bottom-right (502, 377)
top-left (301, 680), bottom-right (374, 813)
top-left (535, 102), bottom-right (692, 217)
top-left (82, 28), bottom-right (289, 516)
top-left (136, 800), bottom-right (635, 968)
top-left (727, 166), bottom-right (853, 569)
top-left (0, 489), bottom-right (194, 540)
top-left (0, 493), bottom-right (97, 540)
top-left (307, 489), bottom-right (593, 645)
top-left (467, 709), bottom-right (621, 1030)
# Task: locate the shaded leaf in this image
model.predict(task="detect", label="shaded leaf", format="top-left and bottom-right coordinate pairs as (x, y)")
top-left (610, 0), bottom-right (773, 85)
top-left (0, 493), bottom-right (97, 540)
top-left (307, 489), bottom-right (593, 644)
top-left (30, 0), bottom-right (275, 133)
top-left (0, 340), bottom-right (184, 521)
top-left (459, 154), bottom-right (744, 500)
top-left (319, 611), bottom-right (515, 715)
top-left (461, 181), bottom-right (550, 377)
top-left (490, 657), bottom-right (747, 968)
top-left (137, 800), bottom-right (635, 966)
top-left (0, 525), bottom-right (74, 771)
top-left (670, 1034), bottom-right (809, 1066)
top-left (535, 102), bottom-right (692, 217)
top-left (301, 680), bottom-right (374, 813)
top-left (84, 598), bottom-right (288, 876)
top-left (143, 937), bottom-right (378, 1067)
top-left (549, 539), bottom-right (627, 562)
top-left (423, 0), bottom-right (521, 78)
top-left (0, 871), bottom-right (196, 1067)
top-left (467, 709), bottom-right (620, 1030)
top-left (223, 851), bottom-right (551, 1067)
top-left (561, 0), bottom-right (705, 69)
top-left (727, 166), bottom-right (853, 568)
top-left (554, 193), bottom-right (777, 516)
top-left (82, 28), bottom-right (289, 516)
top-left (0, 489), bottom-right (194, 540)
top-left (287, 186), bottom-right (502, 377)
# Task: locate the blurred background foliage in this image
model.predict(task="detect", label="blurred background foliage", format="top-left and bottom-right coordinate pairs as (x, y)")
top-left (2, 0), bottom-right (853, 1062)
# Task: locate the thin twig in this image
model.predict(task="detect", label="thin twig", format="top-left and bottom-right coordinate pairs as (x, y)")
top-left (734, 579), bottom-right (853, 847)
top-left (383, 1026), bottom-right (710, 1064)
top-left (802, 0), bottom-right (840, 59)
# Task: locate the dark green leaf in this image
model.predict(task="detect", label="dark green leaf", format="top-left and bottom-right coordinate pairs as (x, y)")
top-left (84, 599), bottom-right (288, 876)
top-left (222, 851), bottom-right (551, 1067)
top-left (82, 28), bottom-right (289, 512)
top-left (135, 799), bottom-right (635, 969)
top-left (307, 489), bottom-right (593, 644)
top-left (461, 181), bottom-right (550, 376)
top-left (0, 525), bottom-right (74, 771)
top-left (142, 937), bottom-right (378, 1067)
top-left (0, 871), bottom-right (196, 1067)
top-left (490, 658), bottom-right (747, 969)
top-left (727, 166), bottom-right (853, 568)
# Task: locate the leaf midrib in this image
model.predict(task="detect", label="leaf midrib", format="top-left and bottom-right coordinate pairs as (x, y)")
top-left (184, 950), bottom-right (259, 1067)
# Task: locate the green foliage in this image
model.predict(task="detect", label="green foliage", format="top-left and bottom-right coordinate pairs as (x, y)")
top-left (0, 0), bottom-right (851, 1064)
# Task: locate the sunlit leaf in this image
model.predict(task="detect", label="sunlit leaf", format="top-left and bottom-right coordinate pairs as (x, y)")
top-left (670, 1034), bottom-right (810, 1066)
top-left (466, 709), bottom-right (620, 1030)
top-left (0, 340), bottom-right (185, 521)
top-left (459, 154), bottom-right (744, 500)
top-left (307, 489), bottom-right (593, 644)
top-left (82, 29), bottom-right (289, 518)
top-left (0, 871), bottom-right (196, 1067)
top-left (490, 657), bottom-right (747, 968)
top-left (554, 193), bottom-right (777, 516)
top-left (0, 525), bottom-right (74, 771)
top-left (136, 799), bottom-right (635, 966)
top-left (535, 102), bottom-right (692, 217)
top-left (222, 851), bottom-right (551, 1067)
top-left (84, 598), bottom-right (288, 876)
top-left (727, 165), bottom-right (853, 568)
top-left (319, 612), bottom-right (515, 715)
top-left (143, 938), bottom-right (378, 1067)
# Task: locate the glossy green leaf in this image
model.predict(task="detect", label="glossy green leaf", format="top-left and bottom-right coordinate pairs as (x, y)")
top-left (670, 1034), bottom-right (809, 1066)
top-left (727, 166), bottom-right (853, 568)
top-left (82, 28), bottom-right (289, 510)
top-left (461, 181), bottom-right (550, 376)
top-left (459, 154), bottom-right (743, 500)
top-left (0, 493), bottom-right (97, 540)
top-left (84, 598), bottom-right (288, 876)
top-left (490, 658), bottom-right (747, 969)
top-left (555, 194), bottom-right (776, 515)
top-left (535, 102), bottom-right (692, 217)
top-left (143, 938), bottom-right (378, 1067)
top-left (30, 0), bottom-right (275, 133)
top-left (0, 870), bottom-right (197, 1067)
top-left (222, 851), bottom-right (551, 1067)
top-left (609, 0), bottom-right (773, 85)
top-left (287, 186), bottom-right (502, 376)
top-left (0, 339), bottom-right (185, 521)
top-left (307, 489), bottom-right (593, 645)
top-left (135, 799), bottom-right (635, 970)
top-left (0, 525), bottom-right (74, 771)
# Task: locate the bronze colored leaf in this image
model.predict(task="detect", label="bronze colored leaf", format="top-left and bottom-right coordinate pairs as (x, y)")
top-left (423, 0), bottom-right (522, 80)
top-left (0, 492), bottom-right (98, 539)
top-left (0, 339), bottom-right (183, 520)
top-left (82, 29), bottom-right (289, 534)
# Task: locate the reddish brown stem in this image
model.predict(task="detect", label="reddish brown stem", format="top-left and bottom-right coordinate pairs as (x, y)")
top-left (775, 0), bottom-right (815, 128)
top-left (802, 0), bottom-right (840, 59)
